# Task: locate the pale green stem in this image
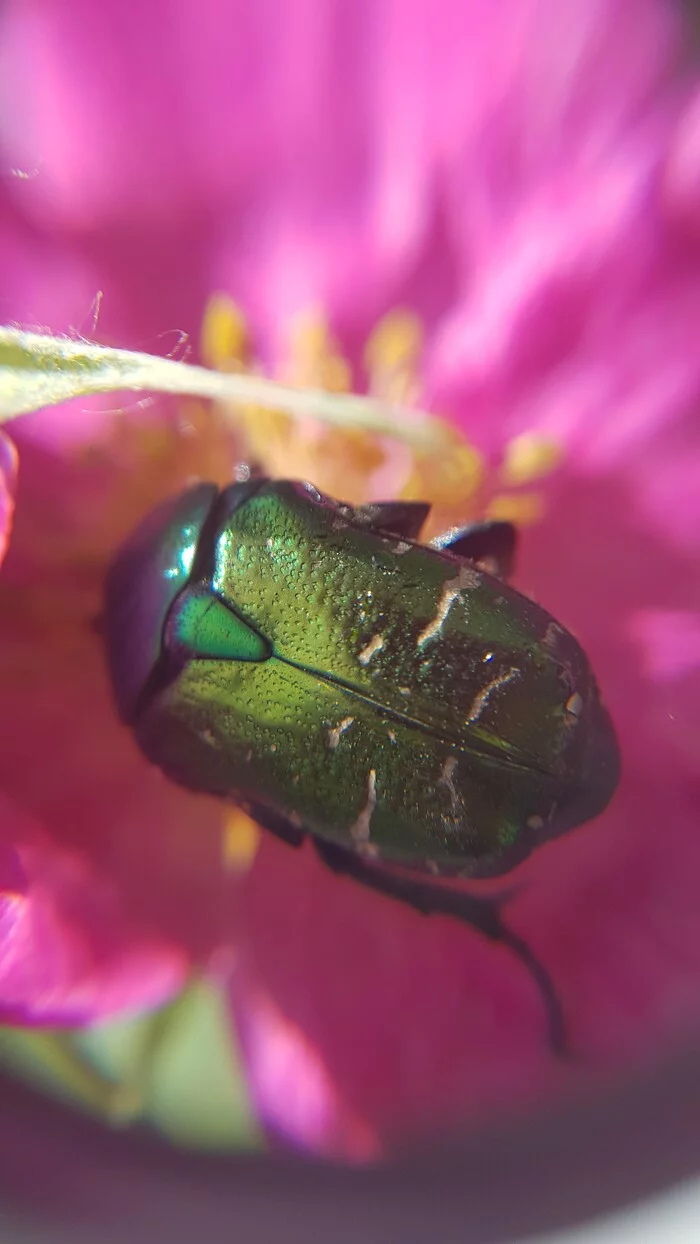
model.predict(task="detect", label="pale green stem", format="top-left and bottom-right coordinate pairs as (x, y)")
top-left (0, 328), bottom-right (448, 451)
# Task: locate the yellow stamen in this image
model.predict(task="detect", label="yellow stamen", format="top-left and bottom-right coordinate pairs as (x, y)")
top-left (283, 311), bottom-right (352, 393)
top-left (197, 296), bottom-right (563, 538)
top-left (222, 808), bottom-right (262, 872)
top-left (364, 310), bottom-right (423, 405)
top-left (499, 433), bottom-right (562, 486)
top-left (487, 491), bottom-right (546, 526)
top-left (200, 303), bottom-right (393, 502)
top-left (399, 418), bottom-right (484, 539)
top-left (201, 294), bottom-right (251, 371)
top-left (237, 404), bottom-right (296, 474)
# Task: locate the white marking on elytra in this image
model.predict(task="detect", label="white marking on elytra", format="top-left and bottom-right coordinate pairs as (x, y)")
top-left (356, 841), bottom-right (381, 859)
top-left (466, 667), bottom-right (519, 723)
top-left (358, 633), bottom-right (384, 665)
top-left (438, 755), bottom-right (459, 808)
top-left (543, 621), bottom-right (563, 650)
top-left (527, 815), bottom-right (544, 830)
top-left (565, 692), bottom-right (583, 718)
top-left (350, 769), bottom-right (377, 844)
top-left (198, 728), bottom-right (218, 748)
top-left (416, 565), bottom-right (480, 650)
top-left (327, 716), bottom-right (355, 750)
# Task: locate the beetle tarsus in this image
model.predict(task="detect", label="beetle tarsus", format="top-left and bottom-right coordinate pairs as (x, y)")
top-left (243, 802), bottom-right (305, 848)
top-left (313, 837), bottom-right (567, 1057)
top-left (430, 520), bottom-right (517, 580)
top-left (491, 920), bottom-right (568, 1057)
top-left (351, 499), bottom-right (431, 540)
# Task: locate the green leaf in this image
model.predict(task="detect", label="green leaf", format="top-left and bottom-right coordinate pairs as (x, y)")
top-left (0, 979), bottom-right (263, 1152)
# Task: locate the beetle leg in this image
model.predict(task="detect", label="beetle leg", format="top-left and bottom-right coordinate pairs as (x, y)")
top-left (351, 500), bottom-right (431, 540)
top-left (313, 838), bottom-right (566, 1056)
top-left (430, 520), bottom-right (517, 580)
top-left (242, 802), bottom-right (306, 848)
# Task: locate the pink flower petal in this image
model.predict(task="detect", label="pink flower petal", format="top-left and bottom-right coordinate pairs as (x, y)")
top-left (0, 794), bottom-right (187, 1025)
top-left (0, 432), bottom-right (17, 568)
top-left (661, 87), bottom-right (700, 237)
top-left (0, 438), bottom-right (239, 960)
top-left (231, 980), bottom-right (382, 1162)
top-left (231, 829), bottom-right (577, 1157)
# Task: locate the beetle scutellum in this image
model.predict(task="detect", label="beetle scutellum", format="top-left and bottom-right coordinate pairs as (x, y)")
top-left (104, 477), bottom-right (620, 1053)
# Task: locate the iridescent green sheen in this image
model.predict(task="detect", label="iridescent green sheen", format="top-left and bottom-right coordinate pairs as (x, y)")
top-left (104, 483), bottom-right (217, 722)
top-left (165, 586), bottom-right (271, 662)
top-left (106, 478), bottom-right (619, 879)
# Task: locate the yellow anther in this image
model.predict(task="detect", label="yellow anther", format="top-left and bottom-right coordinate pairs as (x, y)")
top-left (195, 300), bottom-right (556, 537)
top-left (499, 433), bottom-right (562, 486)
top-left (201, 294), bottom-right (251, 370)
top-left (221, 808), bottom-right (262, 872)
top-left (487, 491), bottom-right (546, 526)
top-left (364, 310), bottom-right (423, 404)
top-left (283, 310), bottom-right (351, 393)
top-left (402, 418), bottom-right (484, 506)
top-left (313, 426), bottom-right (386, 503)
top-left (364, 310), bottom-right (423, 373)
top-left (239, 405), bottom-right (294, 467)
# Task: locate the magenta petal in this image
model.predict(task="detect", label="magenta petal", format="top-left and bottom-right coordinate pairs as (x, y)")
top-left (229, 973), bottom-right (382, 1162)
top-left (662, 87), bottom-right (700, 236)
top-left (0, 433), bottom-right (17, 568)
top-left (0, 0), bottom-right (385, 228)
top-left (0, 795), bottom-right (187, 1025)
top-left (230, 835), bottom-right (564, 1159)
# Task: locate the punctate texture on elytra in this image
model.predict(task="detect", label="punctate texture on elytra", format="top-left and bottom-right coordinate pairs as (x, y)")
top-left (105, 477), bottom-right (619, 879)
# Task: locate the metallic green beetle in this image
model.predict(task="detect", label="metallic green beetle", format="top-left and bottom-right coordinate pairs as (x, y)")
top-left (104, 476), bottom-right (620, 1051)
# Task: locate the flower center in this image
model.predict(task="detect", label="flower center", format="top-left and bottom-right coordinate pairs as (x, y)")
top-left (0, 295), bottom-right (563, 878)
top-left (200, 293), bottom-right (562, 537)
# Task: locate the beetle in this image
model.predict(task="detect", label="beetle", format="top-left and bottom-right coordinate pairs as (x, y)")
top-left (104, 476), bottom-right (620, 1053)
